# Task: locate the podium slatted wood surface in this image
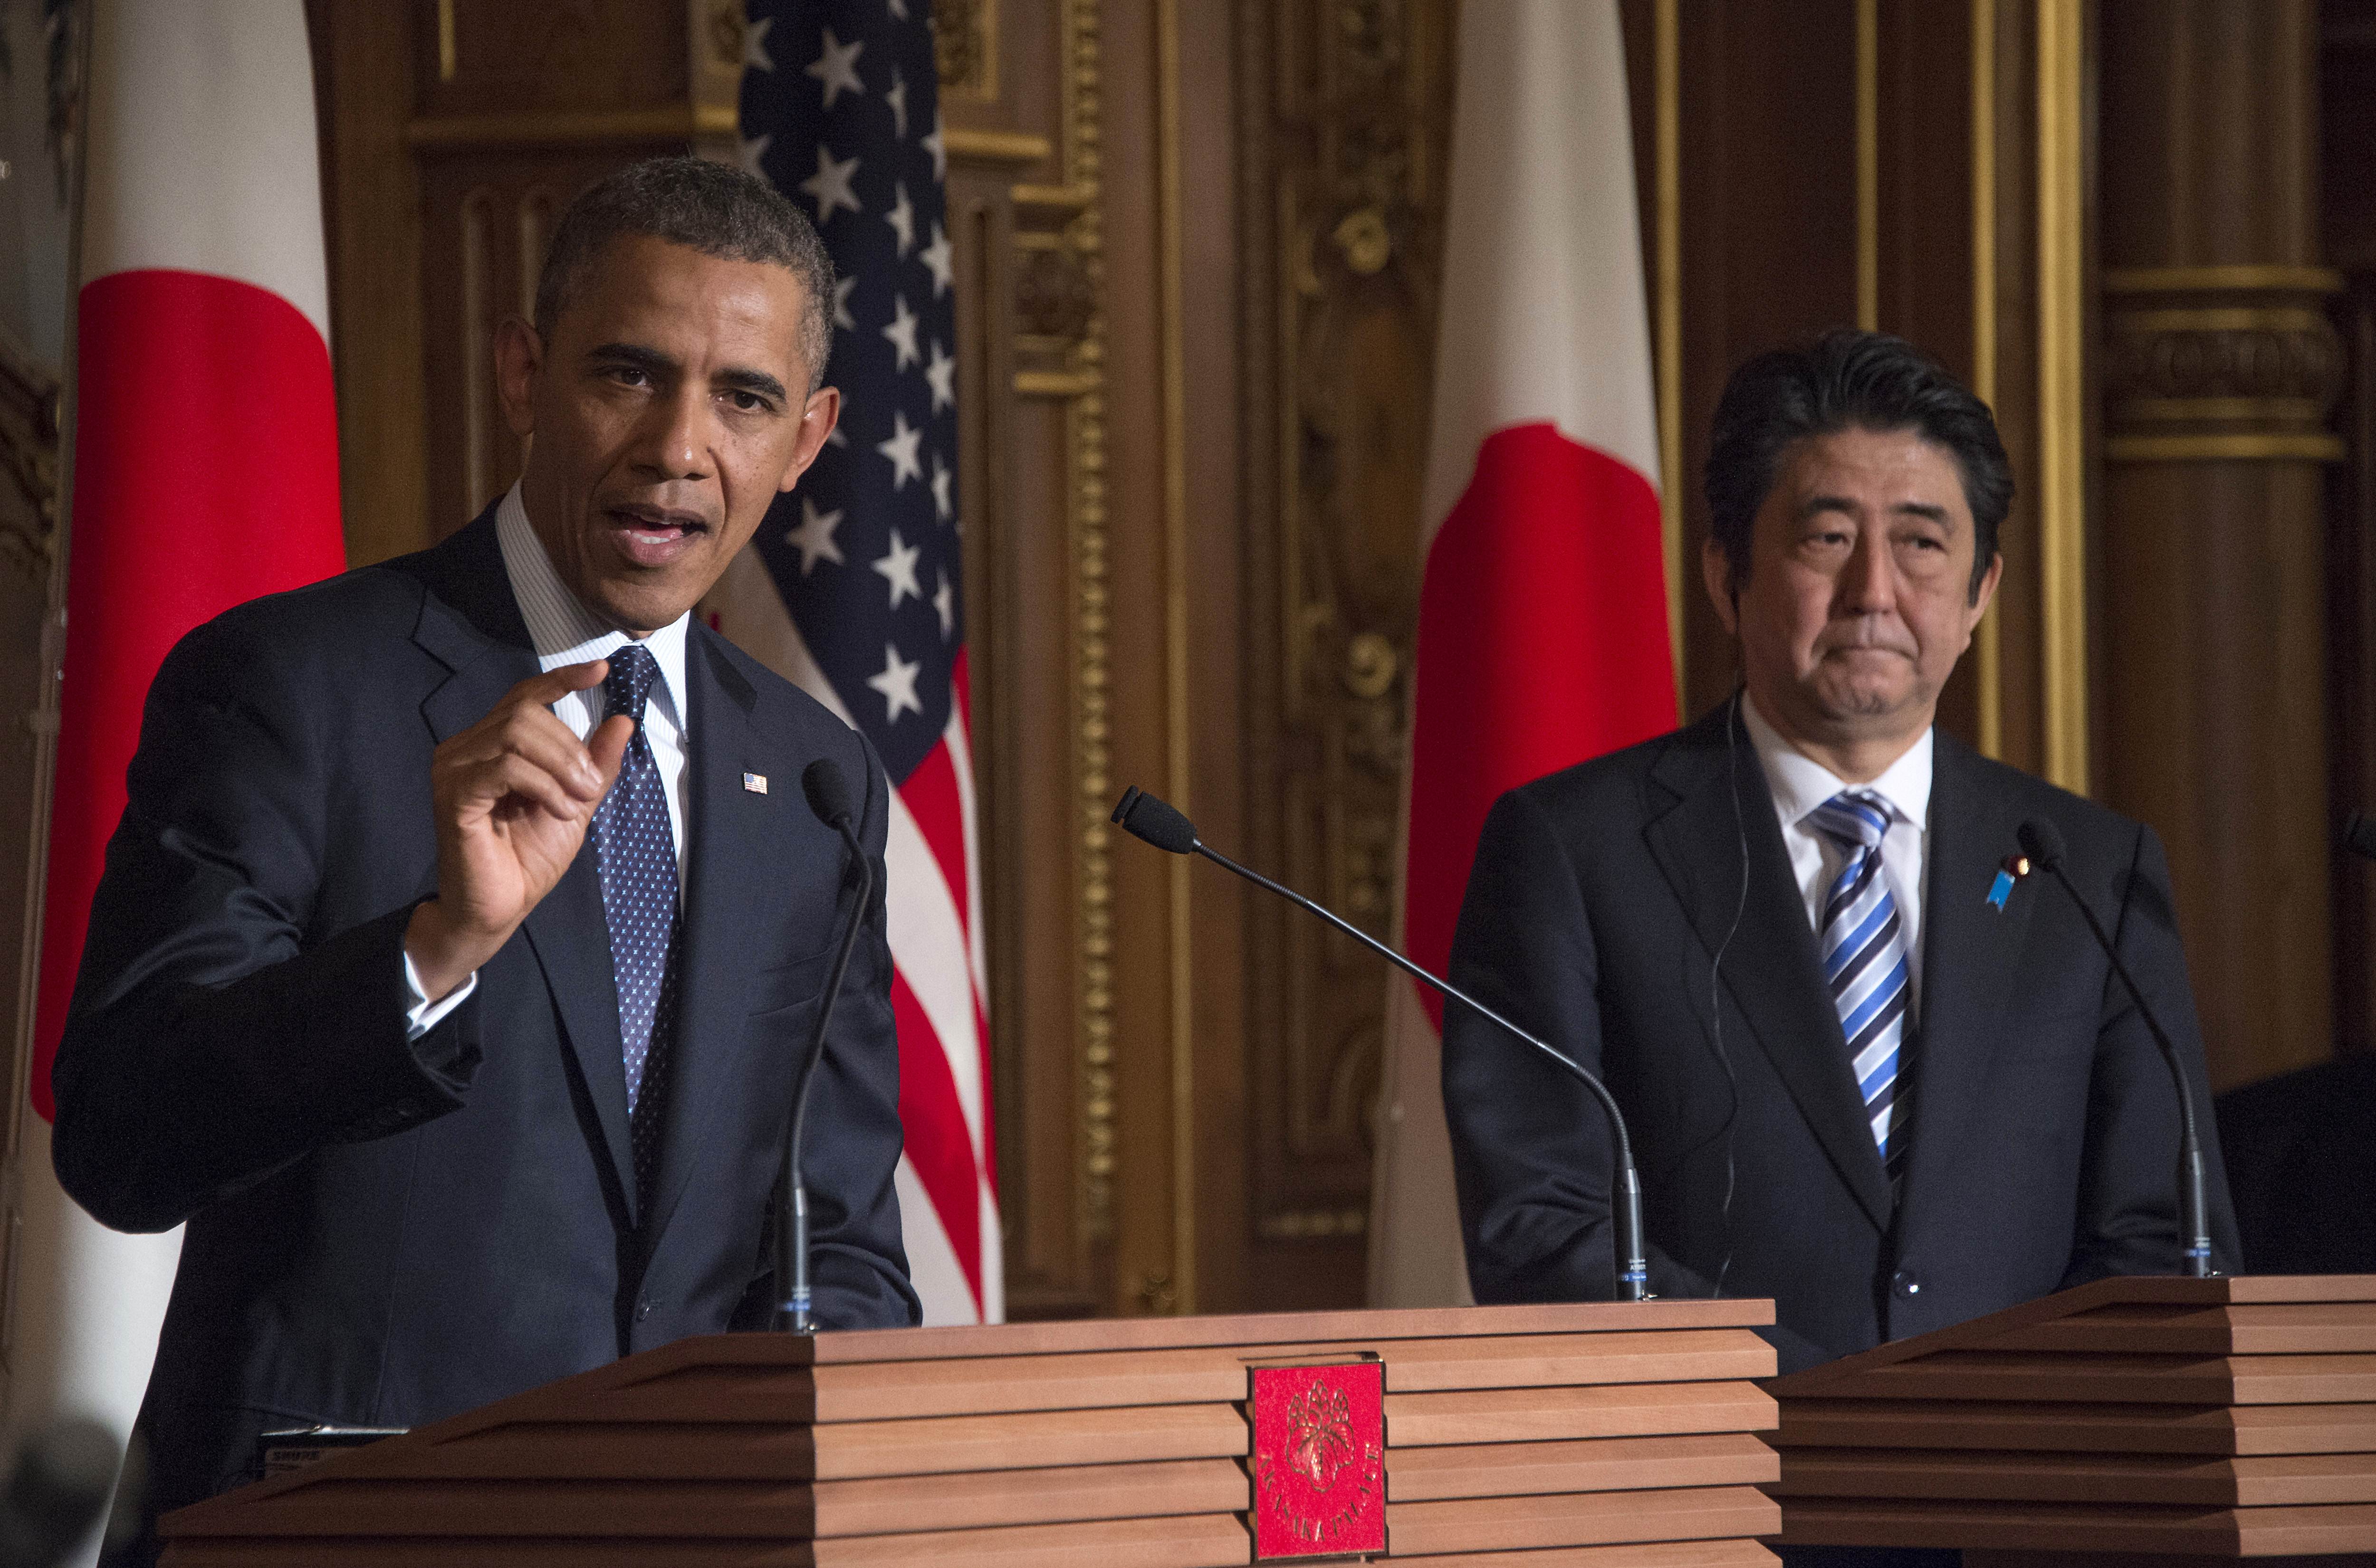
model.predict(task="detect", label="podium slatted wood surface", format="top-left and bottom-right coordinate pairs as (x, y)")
top-left (159, 1300), bottom-right (1783, 1565)
top-left (1768, 1275), bottom-right (2376, 1559)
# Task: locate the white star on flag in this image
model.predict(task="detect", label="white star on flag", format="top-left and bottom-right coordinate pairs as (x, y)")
top-left (867, 641), bottom-right (924, 722)
top-left (886, 67), bottom-right (909, 140)
top-left (930, 454), bottom-right (953, 522)
top-left (806, 27), bottom-right (866, 110)
top-left (875, 409), bottom-right (924, 488)
top-left (832, 275), bottom-right (858, 332)
top-left (738, 132), bottom-right (772, 178)
top-left (882, 293), bottom-right (921, 371)
top-left (922, 107), bottom-right (945, 181)
top-left (786, 497), bottom-right (845, 573)
top-left (925, 340), bottom-right (956, 413)
top-left (800, 145), bottom-right (862, 225)
top-left (744, 14), bottom-right (774, 72)
top-left (872, 526), bottom-right (924, 607)
top-left (933, 571), bottom-right (954, 638)
top-left (920, 222), bottom-right (953, 298)
top-left (889, 0), bottom-right (910, 18)
top-left (885, 182), bottom-right (916, 256)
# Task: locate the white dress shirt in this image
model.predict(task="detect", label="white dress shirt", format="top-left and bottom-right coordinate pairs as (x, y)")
top-left (1738, 689), bottom-right (1934, 1018)
top-left (403, 482), bottom-right (694, 1033)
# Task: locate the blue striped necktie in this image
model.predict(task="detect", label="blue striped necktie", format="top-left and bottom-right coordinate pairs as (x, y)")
top-left (589, 642), bottom-right (680, 1201)
top-left (1808, 789), bottom-right (1913, 1176)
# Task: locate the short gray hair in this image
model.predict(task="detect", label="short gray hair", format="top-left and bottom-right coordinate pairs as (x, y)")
top-left (533, 155), bottom-right (835, 392)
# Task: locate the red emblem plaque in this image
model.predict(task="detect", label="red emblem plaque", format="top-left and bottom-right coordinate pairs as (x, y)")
top-left (1249, 1360), bottom-right (1386, 1559)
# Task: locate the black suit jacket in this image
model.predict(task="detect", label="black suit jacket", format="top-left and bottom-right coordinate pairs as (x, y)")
top-left (1444, 702), bottom-right (2239, 1372)
top-left (51, 510), bottom-right (918, 1525)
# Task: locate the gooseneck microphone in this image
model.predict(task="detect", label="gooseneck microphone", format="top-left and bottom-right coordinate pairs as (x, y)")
top-left (1111, 786), bottom-right (1653, 1301)
top-left (2016, 819), bottom-right (2215, 1277)
top-left (776, 759), bottom-right (878, 1333)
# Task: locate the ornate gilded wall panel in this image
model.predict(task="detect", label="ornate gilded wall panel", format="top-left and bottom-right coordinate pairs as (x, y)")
top-left (1242, 0), bottom-right (1451, 1293)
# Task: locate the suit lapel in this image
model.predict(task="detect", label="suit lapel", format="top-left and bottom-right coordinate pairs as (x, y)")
top-left (1899, 734), bottom-right (2035, 1209)
top-left (642, 630), bottom-right (776, 1244)
top-left (1644, 704), bottom-right (1895, 1231)
top-left (409, 510), bottom-right (639, 1225)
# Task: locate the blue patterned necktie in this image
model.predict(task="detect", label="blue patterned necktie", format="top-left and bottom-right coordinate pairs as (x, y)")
top-left (1808, 790), bottom-right (1914, 1178)
top-left (589, 642), bottom-right (680, 1200)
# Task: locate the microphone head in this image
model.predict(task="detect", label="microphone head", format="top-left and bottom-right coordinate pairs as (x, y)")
top-left (2017, 818), bottom-right (2069, 870)
top-left (803, 759), bottom-right (856, 828)
top-left (2347, 812), bottom-right (2376, 864)
top-left (1111, 786), bottom-right (1198, 855)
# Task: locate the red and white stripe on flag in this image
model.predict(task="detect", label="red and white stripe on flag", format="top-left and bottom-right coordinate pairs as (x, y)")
top-left (13, 0), bottom-right (344, 1536)
top-left (703, 554), bottom-right (1003, 1326)
top-left (1368, 0), bottom-right (1677, 1308)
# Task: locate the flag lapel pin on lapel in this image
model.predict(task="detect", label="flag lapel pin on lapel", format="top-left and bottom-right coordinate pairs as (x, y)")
top-left (743, 772), bottom-right (768, 794)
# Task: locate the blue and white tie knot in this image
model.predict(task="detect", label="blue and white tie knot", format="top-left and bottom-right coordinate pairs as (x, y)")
top-left (1809, 789), bottom-right (1892, 853)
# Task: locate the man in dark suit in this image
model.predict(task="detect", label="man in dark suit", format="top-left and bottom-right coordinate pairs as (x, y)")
top-left (51, 158), bottom-right (917, 1553)
top-left (1444, 331), bottom-right (2238, 1384)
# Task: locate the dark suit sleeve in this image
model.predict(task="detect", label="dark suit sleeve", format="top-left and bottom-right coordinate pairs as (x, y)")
top-left (50, 616), bottom-right (477, 1234)
top-left (2062, 822), bottom-right (2243, 1283)
top-left (1444, 786), bottom-right (1717, 1308)
top-left (766, 737), bottom-right (921, 1330)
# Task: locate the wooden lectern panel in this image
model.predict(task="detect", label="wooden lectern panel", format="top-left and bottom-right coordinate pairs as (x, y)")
top-left (1386, 1543), bottom-right (1780, 1567)
top-left (1386, 1380), bottom-right (1780, 1446)
top-left (1769, 1274), bottom-right (2376, 1558)
top-left (1386, 1433), bottom-right (1776, 1501)
top-left (162, 1300), bottom-right (1786, 1565)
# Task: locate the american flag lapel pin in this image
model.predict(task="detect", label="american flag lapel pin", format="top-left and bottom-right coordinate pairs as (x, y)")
top-left (743, 772), bottom-right (768, 795)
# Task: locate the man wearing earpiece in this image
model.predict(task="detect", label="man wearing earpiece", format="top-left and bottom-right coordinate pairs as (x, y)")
top-left (1441, 330), bottom-right (2239, 1380)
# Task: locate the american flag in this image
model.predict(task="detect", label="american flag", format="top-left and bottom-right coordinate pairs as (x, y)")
top-left (707, 0), bottom-right (1000, 1325)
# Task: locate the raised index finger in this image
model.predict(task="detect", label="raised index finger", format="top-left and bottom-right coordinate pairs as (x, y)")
top-left (502, 659), bottom-right (612, 711)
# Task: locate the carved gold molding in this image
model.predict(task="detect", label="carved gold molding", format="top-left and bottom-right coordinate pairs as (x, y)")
top-left (2105, 433), bottom-right (2345, 462)
top-left (407, 101), bottom-right (1058, 164)
top-left (2105, 264), bottom-right (2346, 296)
top-left (1258, 1207), bottom-right (1369, 1241)
top-left (1048, 0), bottom-right (1115, 1252)
top-left (406, 105), bottom-right (739, 149)
top-left (2035, 0), bottom-right (2088, 795)
top-left (2102, 272), bottom-right (2343, 466)
top-left (1154, 0), bottom-right (1195, 1317)
top-left (933, 0), bottom-right (999, 103)
top-left (950, 127), bottom-right (1053, 165)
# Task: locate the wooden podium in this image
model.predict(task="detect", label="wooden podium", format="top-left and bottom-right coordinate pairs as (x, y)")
top-left (160, 1299), bottom-right (1783, 1565)
top-left (1768, 1274), bottom-right (2376, 1561)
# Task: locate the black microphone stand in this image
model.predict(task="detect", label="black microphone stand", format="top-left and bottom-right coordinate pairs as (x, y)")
top-left (1111, 786), bottom-right (1652, 1301)
top-left (2019, 822), bottom-right (2215, 1278)
top-left (776, 765), bottom-right (878, 1333)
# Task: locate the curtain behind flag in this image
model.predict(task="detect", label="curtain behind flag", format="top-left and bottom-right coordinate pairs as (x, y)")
top-left (709, 0), bottom-right (1000, 1325)
top-left (1367, 0), bottom-right (1675, 1309)
top-left (7, 0), bottom-right (345, 1552)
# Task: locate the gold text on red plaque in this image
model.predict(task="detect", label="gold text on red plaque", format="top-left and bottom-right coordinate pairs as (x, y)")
top-left (1249, 1360), bottom-right (1386, 1558)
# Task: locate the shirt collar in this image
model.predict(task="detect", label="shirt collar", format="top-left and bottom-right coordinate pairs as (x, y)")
top-left (494, 480), bottom-right (690, 731)
top-left (1739, 687), bottom-right (1934, 833)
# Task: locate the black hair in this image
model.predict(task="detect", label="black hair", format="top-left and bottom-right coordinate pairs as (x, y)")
top-left (1704, 329), bottom-right (2012, 602)
top-left (533, 155), bottom-right (835, 392)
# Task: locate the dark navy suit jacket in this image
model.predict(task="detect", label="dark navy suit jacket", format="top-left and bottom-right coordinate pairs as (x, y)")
top-left (1444, 702), bottom-right (2240, 1373)
top-left (52, 509), bottom-right (917, 1532)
